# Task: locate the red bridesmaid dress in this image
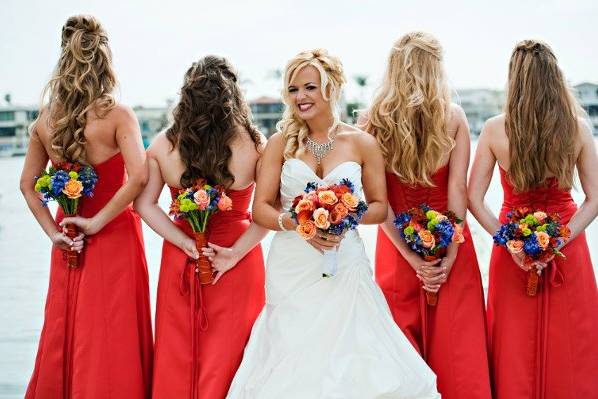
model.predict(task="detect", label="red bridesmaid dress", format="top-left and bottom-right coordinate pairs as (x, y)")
top-left (487, 167), bottom-right (598, 399)
top-left (26, 153), bottom-right (154, 398)
top-left (375, 165), bottom-right (492, 399)
top-left (152, 183), bottom-right (265, 399)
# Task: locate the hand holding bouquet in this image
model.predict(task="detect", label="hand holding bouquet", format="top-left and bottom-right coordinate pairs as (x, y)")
top-left (493, 208), bottom-right (570, 296)
top-left (169, 180), bottom-right (232, 284)
top-left (35, 162), bottom-right (98, 267)
top-left (290, 179), bottom-right (368, 277)
top-left (394, 204), bottom-right (464, 305)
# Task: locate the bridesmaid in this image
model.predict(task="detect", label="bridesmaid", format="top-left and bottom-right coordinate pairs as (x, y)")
top-left (361, 32), bottom-right (491, 399)
top-left (468, 39), bottom-right (598, 398)
top-left (134, 56), bottom-right (267, 399)
top-left (20, 15), bottom-right (153, 398)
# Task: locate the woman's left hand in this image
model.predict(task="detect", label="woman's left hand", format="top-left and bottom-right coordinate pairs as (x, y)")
top-left (60, 216), bottom-right (103, 236)
top-left (202, 242), bottom-right (241, 284)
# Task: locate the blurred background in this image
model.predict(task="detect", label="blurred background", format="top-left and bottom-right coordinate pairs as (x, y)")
top-left (1, 0), bottom-right (597, 397)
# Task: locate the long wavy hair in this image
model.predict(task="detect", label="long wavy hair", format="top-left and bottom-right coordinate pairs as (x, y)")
top-left (41, 15), bottom-right (116, 164)
top-left (505, 40), bottom-right (579, 192)
top-left (166, 56), bottom-right (261, 188)
top-left (277, 49), bottom-right (346, 159)
top-left (364, 32), bottom-right (454, 186)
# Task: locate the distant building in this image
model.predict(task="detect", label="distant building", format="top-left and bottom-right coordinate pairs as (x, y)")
top-left (0, 105), bottom-right (38, 156)
top-left (249, 96), bottom-right (283, 137)
top-left (574, 82), bottom-right (598, 134)
top-left (133, 105), bottom-right (170, 147)
top-left (455, 89), bottom-right (505, 135)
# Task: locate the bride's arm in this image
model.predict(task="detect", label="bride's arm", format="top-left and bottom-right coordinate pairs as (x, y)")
top-left (358, 133), bottom-right (388, 225)
top-left (252, 133), bottom-right (290, 230)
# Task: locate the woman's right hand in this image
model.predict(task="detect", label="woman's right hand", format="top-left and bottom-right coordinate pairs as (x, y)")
top-left (179, 237), bottom-right (200, 260)
top-left (51, 230), bottom-right (85, 252)
top-left (510, 251), bottom-right (531, 272)
top-left (404, 253), bottom-right (444, 291)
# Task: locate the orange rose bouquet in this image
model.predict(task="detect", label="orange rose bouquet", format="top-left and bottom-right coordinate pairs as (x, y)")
top-left (290, 179), bottom-right (368, 277)
top-left (394, 204), bottom-right (464, 305)
top-left (34, 162), bottom-right (98, 267)
top-left (169, 179), bottom-right (233, 284)
top-left (493, 207), bottom-right (570, 296)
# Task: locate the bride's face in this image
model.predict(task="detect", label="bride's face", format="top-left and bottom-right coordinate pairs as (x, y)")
top-left (287, 65), bottom-right (330, 122)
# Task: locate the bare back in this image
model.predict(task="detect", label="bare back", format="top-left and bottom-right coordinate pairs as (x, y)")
top-left (34, 102), bottom-right (136, 166)
top-left (151, 127), bottom-right (265, 190)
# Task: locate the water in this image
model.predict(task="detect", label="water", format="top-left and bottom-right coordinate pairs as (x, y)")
top-left (0, 145), bottom-right (596, 398)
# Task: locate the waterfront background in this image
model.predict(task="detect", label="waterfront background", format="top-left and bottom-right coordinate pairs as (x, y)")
top-left (0, 139), bottom-right (597, 398)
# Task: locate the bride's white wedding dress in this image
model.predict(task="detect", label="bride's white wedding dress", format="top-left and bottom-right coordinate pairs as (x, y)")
top-left (227, 159), bottom-right (440, 399)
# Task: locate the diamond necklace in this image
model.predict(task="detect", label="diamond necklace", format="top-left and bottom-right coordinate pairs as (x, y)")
top-left (305, 134), bottom-right (335, 165)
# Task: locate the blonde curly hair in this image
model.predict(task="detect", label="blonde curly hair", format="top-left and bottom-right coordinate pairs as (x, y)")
top-left (40, 15), bottom-right (117, 164)
top-left (277, 49), bottom-right (346, 159)
top-left (364, 32), bottom-right (454, 186)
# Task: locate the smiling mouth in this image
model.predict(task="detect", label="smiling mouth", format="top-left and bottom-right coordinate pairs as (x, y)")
top-left (297, 103), bottom-right (314, 112)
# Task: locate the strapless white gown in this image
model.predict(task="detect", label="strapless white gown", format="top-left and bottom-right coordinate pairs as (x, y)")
top-left (227, 159), bottom-right (441, 399)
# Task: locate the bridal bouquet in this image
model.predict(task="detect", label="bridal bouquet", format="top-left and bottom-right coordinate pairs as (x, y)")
top-left (290, 179), bottom-right (368, 277)
top-left (35, 161), bottom-right (98, 267)
top-left (169, 179), bottom-right (232, 284)
top-left (394, 204), bottom-right (464, 305)
top-left (493, 207), bottom-right (570, 296)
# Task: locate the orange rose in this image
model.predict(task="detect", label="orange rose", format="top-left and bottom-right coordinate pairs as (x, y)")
top-left (296, 220), bottom-right (317, 240)
top-left (318, 190), bottom-right (338, 206)
top-left (535, 231), bottom-right (550, 250)
top-left (330, 203), bottom-right (349, 225)
top-left (452, 224), bottom-right (465, 243)
top-left (313, 208), bottom-right (331, 229)
top-left (193, 189), bottom-right (210, 210)
top-left (533, 211), bottom-right (547, 223)
top-left (296, 210), bottom-right (312, 224)
top-left (341, 192), bottom-right (359, 210)
top-left (295, 199), bottom-right (314, 213)
top-left (217, 193), bottom-right (232, 211)
top-left (62, 179), bottom-right (83, 199)
top-left (418, 230), bottom-right (435, 249)
top-left (506, 240), bottom-right (524, 254)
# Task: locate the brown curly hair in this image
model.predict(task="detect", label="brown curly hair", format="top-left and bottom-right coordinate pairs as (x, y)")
top-left (505, 39), bottom-right (580, 192)
top-left (166, 56), bottom-right (261, 188)
top-left (43, 15), bottom-right (116, 164)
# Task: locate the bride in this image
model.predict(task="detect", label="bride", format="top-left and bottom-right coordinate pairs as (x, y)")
top-left (224, 49), bottom-right (440, 398)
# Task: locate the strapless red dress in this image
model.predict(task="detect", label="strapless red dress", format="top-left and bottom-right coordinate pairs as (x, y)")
top-left (152, 183), bottom-right (265, 399)
top-left (375, 166), bottom-right (491, 399)
top-left (487, 167), bottom-right (598, 399)
top-left (25, 153), bottom-right (154, 398)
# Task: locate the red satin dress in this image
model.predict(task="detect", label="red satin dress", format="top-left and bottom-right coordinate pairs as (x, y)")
top-left (152, 183), bottom-right (265, 399)
top-left (26, 153), bottom-right (154, 399)
top-left (375, 165), bottom-right (491, 399)
top-left (487, 167), bottom-right (598, 399)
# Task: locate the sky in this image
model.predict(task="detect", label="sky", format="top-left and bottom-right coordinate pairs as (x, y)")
top-left (2, 0), bottom-right (597, 108)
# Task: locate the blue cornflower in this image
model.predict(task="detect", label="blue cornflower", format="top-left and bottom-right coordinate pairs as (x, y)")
top-left (338, 178), bottom-right (354, 193)
top-left (394, 212), bottom-right (410, 227)
top-left (305, 182), bottom-right (318, 193)
top-left (51, 170), bottom-right (70, 195)
top-left (328, 223), bottom-right (346, 235)
top-left (523, 235), bottom-right (542, 256)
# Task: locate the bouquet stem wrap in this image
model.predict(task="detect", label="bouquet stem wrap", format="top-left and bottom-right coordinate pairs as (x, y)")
top-left (65, 222), bottom-right (79, 268)
top-left (322, 249), bottom-right (338, 277)
top-left (527, 269), bottom-right (539, 296)
top-left (424, 255), bottom-right (439, 306)
top-left (194, 232), bottom-right (213, 285)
